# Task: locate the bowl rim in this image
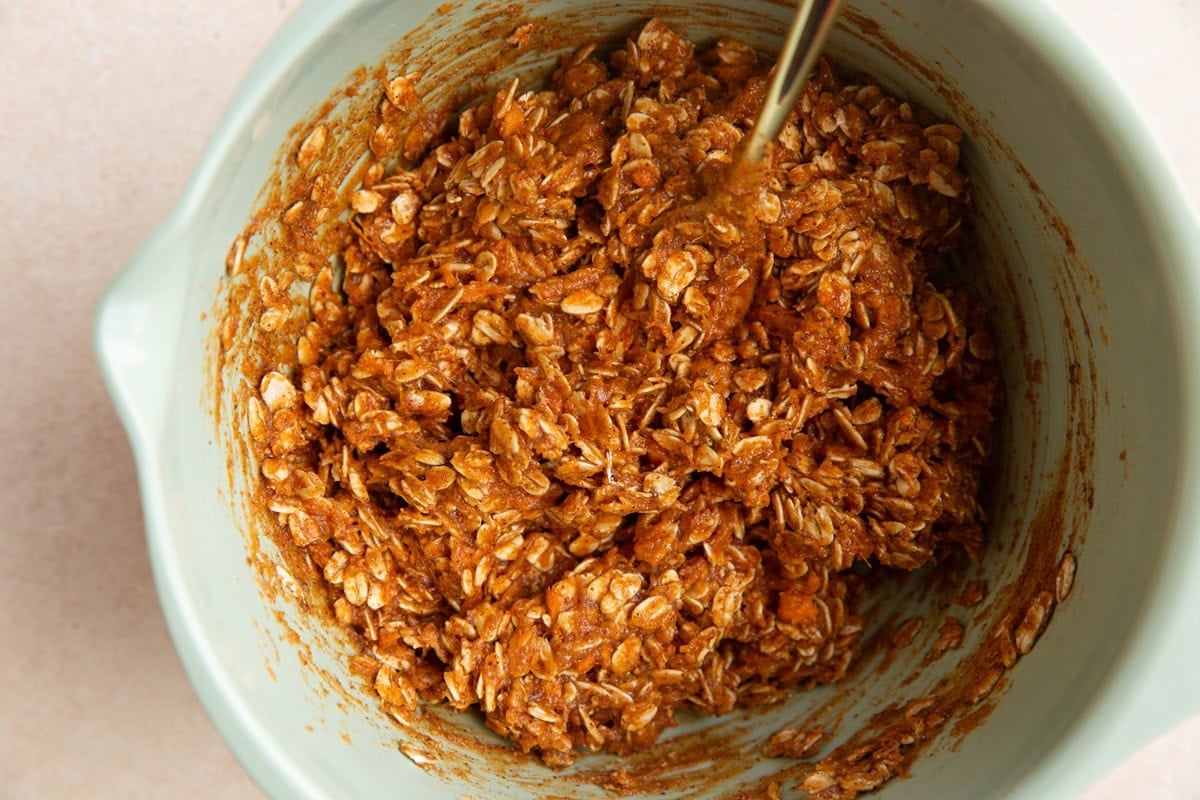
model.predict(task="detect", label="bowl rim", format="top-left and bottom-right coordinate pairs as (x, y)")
top-left (93, 0), bottom-right (1200, 797)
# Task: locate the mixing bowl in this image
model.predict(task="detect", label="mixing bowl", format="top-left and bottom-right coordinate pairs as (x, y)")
top-left (94, 0), bottom-right (1200, 796)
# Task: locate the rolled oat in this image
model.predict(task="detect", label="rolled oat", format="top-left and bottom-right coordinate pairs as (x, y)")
top-left (248, 19), bottom-right (999, 770)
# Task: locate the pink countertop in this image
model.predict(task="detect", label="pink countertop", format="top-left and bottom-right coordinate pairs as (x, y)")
top-left (1, 1), bottom-right (1197, 797)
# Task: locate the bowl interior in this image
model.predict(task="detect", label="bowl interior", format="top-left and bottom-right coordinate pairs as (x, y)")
top-left (147, 0), bottom-right (1184, 797)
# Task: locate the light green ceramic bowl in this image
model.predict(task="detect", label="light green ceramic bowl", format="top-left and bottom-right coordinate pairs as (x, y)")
top-left (95, 0), bottom-right (1200, 797)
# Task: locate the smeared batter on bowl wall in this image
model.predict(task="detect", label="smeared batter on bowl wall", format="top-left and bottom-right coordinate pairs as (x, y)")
top-left (211, 3), bottom-right (1094, 796)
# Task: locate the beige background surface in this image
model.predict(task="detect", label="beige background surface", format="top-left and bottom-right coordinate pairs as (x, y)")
top-left (1, 1), bottom-right (1197, 798)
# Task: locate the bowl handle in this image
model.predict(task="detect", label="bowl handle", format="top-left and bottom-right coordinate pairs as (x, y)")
top-left (93, 219), bottom-right (192, 452)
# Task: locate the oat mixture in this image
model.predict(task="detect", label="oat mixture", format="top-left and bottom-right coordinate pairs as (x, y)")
top-left (249, 19), bottom-right (998, 773)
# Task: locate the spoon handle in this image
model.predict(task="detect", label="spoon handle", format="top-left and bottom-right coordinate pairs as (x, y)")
top-left (742, 0), bottom-right (843, 164)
